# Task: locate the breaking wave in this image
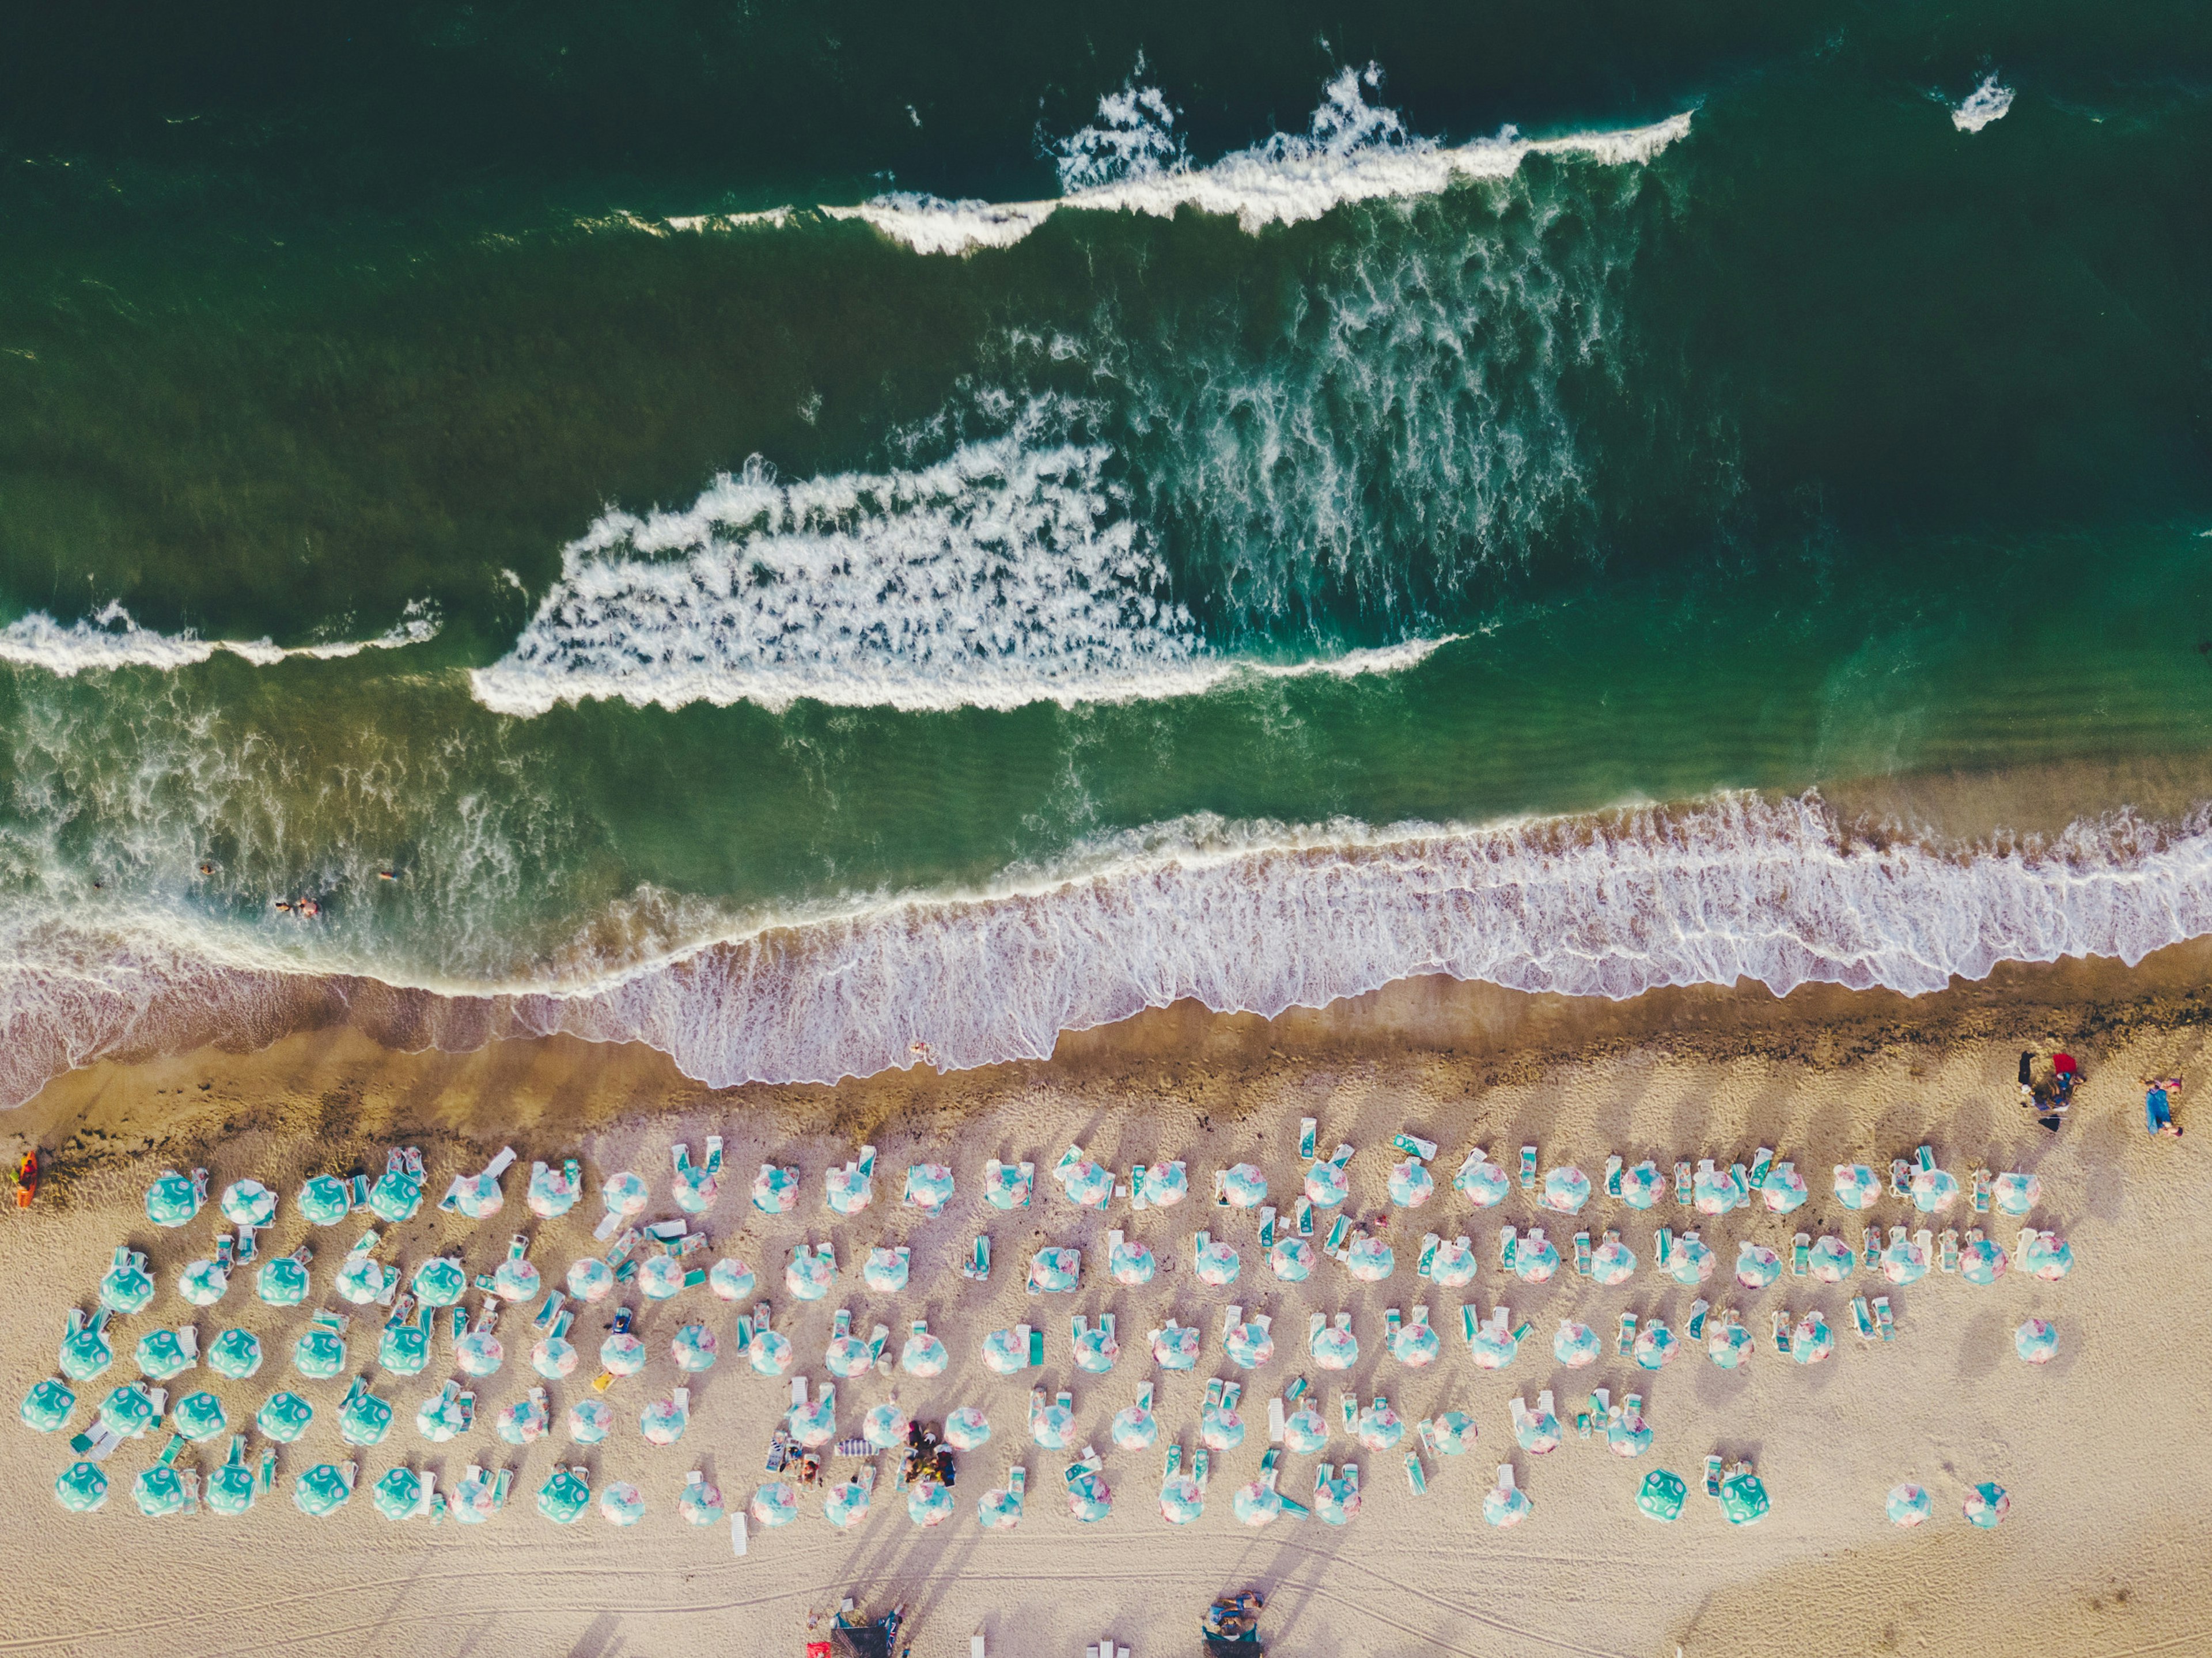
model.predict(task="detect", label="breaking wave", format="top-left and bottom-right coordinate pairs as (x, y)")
top-left (1952, 75), bottom-right (2016, 134)
top-left (0, 600), bottom-right (441, 677)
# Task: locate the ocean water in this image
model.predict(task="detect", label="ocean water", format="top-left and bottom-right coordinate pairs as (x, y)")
top-left (3, 3), bottom-right (2211, 1105)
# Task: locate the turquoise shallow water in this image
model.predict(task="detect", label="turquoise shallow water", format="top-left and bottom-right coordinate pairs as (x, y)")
top-left (2, 3), bottom-right (2210, 1102)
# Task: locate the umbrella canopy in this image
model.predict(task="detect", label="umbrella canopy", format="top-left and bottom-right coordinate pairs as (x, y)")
top-left (1554, 1322), bottom-right (1603, 1368)
top-left (99, 1384), bottom-right (155, 1439)
top-left (1909, 1167), bottom-right (1959, 1214)
top-left (600, 1332), bottom-right (647, 1376)
top-left (20, 1377), bottom-right (74, 1433)
top-left (173, 1390), bottom-right (228, 1441)
top-left (1719, 1470), bottom-right (1770, 1526)
top-left (538, 1466), bottom-right (592, 1524)
top-left (373, 1466), bottom-right (425, 1520)
top-left (1426, 1236), bottom-right (1479, 1287)
top-left (1195, 1237), bottom-right (1244, 1286)
top-left (340, 1388), bottom-right (394, 1446)
top-left (1468, 1321), bottom-right (1521, 1371)
top-left (904, 1161), bottom-right (957, 1213)
top-left (1109, 1238), bottom-right (1157, 1286)
top-left (2022, 1232), bottom-right (2074, 1280)
top-left (297, 1174), bottom-right (352, 1227)
top-left (1283, 1406), bottom-right (1328, 1455)
top-left (978, 1478), bottom-right (1025, 1529)
top-left (1882, 1238), bottom-right (1930, 1286)
top-left (709, 1258), bottom-right (757, 1303)
top-left (1638, 1468), bottom-right (1688, 1522)
top-left (783, 1392), bottom-right (831, 1448)
top-left (638, 1254), bottom-right (687, 1301)
top-left (1233, 1480), bottom-right (1283, 1528)
top-left (1483, 1472), bottom-right (1531, 1528)
top-left (293, 1463), bottom-right (353, 1517)
top-left (902, 1327), bottom-right (951, 1377)
top-left (1456, 1156), bottom-right (1512, 1208)
top-left (1993, 1172), bottom-right (2042, 1217)
top-left (1303, 1160), bottom-right (1350, 1209)
top-left (1072, 1324), bottom-right (1118, 1374)
top-left (1512, 1233), bottom-right (1560, 1283)
top-left (981, 1161), bottom-right (1031, 1210)
top-left (1202, 1402), bottom-right (1247, 1452)
top-left (258, 1390), bottom-right (315, 1442)
top-left (128, 1467), bottom-right (190, 1520)
top-left (1389, 1318), bottom-right (1440, 1368)
top-left (786, 1250), bottom-right (836, 1301)
top-left (1219, 1164), bottom-right (1268, 1209)
top-left (206, 1446), bottom-right (256, 1516)
top-left (569, 1399), bottom-right (615, 1444)
top-left (293, 1327), bottom-right (347, 1380)
top-left (59, 1322), bottom-right (113, 1384)
top-left (823, 1164), bottom-right (876, 1218)
top-left (145, 1171), bottom-right (202, 1228)
top-left (498, 1393), bottom-right (552, 1445)
top-left (221, 1179), bottom-right (278, 1228)
top-left (824, 1477), bottom-right (872, 1530)
top-left (368, 1169), bottom-right (422, 1225)
top-left (862, 1402), bottom-right (910, 1451)
top-left (1735, 1241), bottom-right (1782, 1289)
top-left (177, 1259), bottom-right (230, 1307)
top-left (135, 1328), bottom-right (196, 1382)
top-left (1387, 1160), bottom-right (1435, 1208)
top-left (1027, 1248), bottom-right (1081, 1294)
top-left (1708, 1319), bottom-right (1755, 1369)
top-left (1694, 1165), bottom-right (1748, 1216)
top-left (1668, 1235), bottom-right (1716, 1287)
top-left (863, 1248), bottom-right (910, 1294)
top-left (1512, 1399), bottom-right (1561, 1453)
top-left (335, 1254), bottom-right (389, 1306)
top-left (1760, 1163), bottom-right (1810, 1213)
top-left (1963, 1482), bottom-right (2009, 1528)
top-left (981, 1328), bottom-right (1026, 1376)
top-left (411, 1257), bottom-right (467, 1307)
top-left (257, 1256), bottom-right (311, 1307)
top-left (825, 1331), bottom-right (873, 1379)
top-left (1159, 1475), bottom-right (1205, 1525)
top-left (678, 1477), bottom-right (724, 1527)
top-left (55, 1460), bottom-right (109, 1512)
top-left (671, 1324), bottom-right (718, 1373)
top-left (1311, 1324), bottom-right (1358, 1371)
top-left (1139, 1161), bottom-right (1188, 1208)
top-left (1343, 1236), bottom-right (1393, 1282)
top-left (493, 1257), bottom-right (541, 1303)
top-left (1267, 1239), bottom-right (1315, 1283)
top-left (1833, 1164), bottom-right (1882, 1210)
top-left (1619, 1161), bottom-right (1667, 1209)
top-left (567, 1256), bottom-right (616, 1303)
top-left (1428, 1410), bottom-right (1476, 1455)
top-left (2015, 1318), bottom-right (2059, 1364)
top-left (1059, 1160), bottom-right (1113, 1209)
top-left (1633, 1323), bottom-right (1680, 1371)
top-left (1808, 1236), bottom-right (1855, 1283)
top-left (1961, 1237), bottom-right (2009, 1285)
top-left (671, 1165), bottom-right (719, 1216)
top-left (1111, 1400), bottom-right (1158, 1452)
top-left (1355, 1400), bottom-right (1403, 1451)
top-left (449, 1467), bottom-right (497, 1524)
top-left (100, 1258), bottom-right (156, 1316)
top-left (750, 1481), bottom-right (799, 1528)
top-left (1607, 1406), bottom-right (1653, 1458)
top-left (1590, 1238), bottom-right (1637, 1286)
top-left (601, 1171), bottom-right (651, 1217)
top-left (1067, 1470), bottom-right (1113, 1522)
top-left (414, 1389), bottom-right (468, 1443)
top-left (1153, 1324), bottom-right (1201, 1370)
top-left (1540, 1166), bottom-right (1591, 1214)
top-left (527, 1161), bottom-right (579, 1218)
top-left (1887, 1482), bottom-right (1933, 1526)
top-left (1791, 1313), bottom-right (1835, 1364)
top-left (380, 1318), bottom-right (431, 1375)
top-left (945, 1406), bottom-right (993, 1451)
top-left (600, 1482), bottom-right (646, 1526)
top-left (907, 1479), bottom-right (955, 1527)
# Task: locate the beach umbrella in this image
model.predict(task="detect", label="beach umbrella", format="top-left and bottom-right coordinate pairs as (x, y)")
top-left (863, 1248), bottom-right (910, 1294)
top-left (20, 1377), bottom-right (74, 1433)
top-left (1067, 1470), bottom-right (1113, 1523)
top-left (1109, 1237), bottom-right (1157, 1286)
top-left (559, 1262), bottom-right (613, 1310)
top-left (1219, 1164), bottom-right (1268, 1209)
top-left (172, 1390), bottom-right (227, 1442)
top-left (498, 1392), bottom-right (552, 1445)
top-left (298, 1174), bottom-right (352, 1227)
top-left (1833, 1164), bottom-right (1882, 1210)
top-left (1760, 1163), bottom-right (1810, 1214)
top-left (863, 1402), bottom-right (910, 1451)
top-left (412, 1257), bottom-right (467, 1307)
top-left (600, 1482), bottom-right (646, 1527)
top-left (294, 1463), bottom-right (353, 1517)
top-left (1619, 1161), bottom-right (1667, 1209)
top-left (1961, 1236), bottom-right (2009, 1285)
top-left (1311, 1323), bottom-right (1358, 1372)
top-left (902, 1326), bottom-right (951, 1377)
top-left (668, 1323), bottom-right (717, 1373)
top-left (413, 1388), bottom-right (467, 1443)
top-left (1708, 1318), bottom-right (1755, 1369)
top-left (1590, 1237), bottom-right (1637, 1287)
top-left (1540, 1166), bottom-right (1591, 1214)
top-left (1468, 1319), bottom-right (1521, 1371)
top-left (752, 1163), bottom-right (801, 1214)
top-left (679, 1475), bottom-right (723, 1527)
top-left (785, 1390), bottom-right (832, 1448)
top-left (824, 1477), bottom-right (872, 1530)
top-left (569, 1399), bottom-right (614, 1444)
top-left (1426, 1236), bottom-right (1479, 1288)
top-left (709, 1258), bottom-right (756, 1303)
top-left (1513, 1232), bottom-right (1560, 1283)
top-left (1456, 1154), bottom-right (1512, 1208)
top-left (1607, 1402), bottom-right (1654, 1458)
top-left (1060, 1160), bottom-right (1113, 1209)
top-left (145, 1171), bottom-right (202, 1228)
top-left (1909, 1167), bottom-right (1959, 1214)
top-left (1808, 1236), bottom-right (1855, 1283)
top-left (373, 1466), bottom-right (424, 1520)
top-left (177, 1258), bottom-right (230, 1307)
top-left (1554, 1322), bottom-right (1603, 1368)
top-left (1202, 1400), bottom-right (1247, 1452)
top-left (99, 1384), bottom-right (156, 1439)
top-left (454, 1328), bottom-right (503, 1379)
top-left (380, 1316), bottom-right (431, 1375)
top-left (1283, 1406), bottom-right (1328, 1455)
top-left (206, 1441), bottom-right (256, 1516)
top-left (1483, 1468), bottom-right (1531, 1528)
top-left (1267, 1239), bottom-right (1315, 1283)
top-left (55, 1461), bottom-right (109, 1512)
top-left (1719, 1470), bottom-right (1770, 1526)
top-left (945, 1406), bottom-right (992, 1451)
top-left (1304, 1160), bottom-right (1350, 1209)
top-left (1344, 1236), bottom-right (1393, 1283)
top-left (601, 1171), bottom-right (650, 1219)
top-left (1511, 1397), bottom-right (1560, 1453)
top-left (258, 1390), bottom-right (315, 1442)
top-left (221, 1178), bottom-right (278, 1228)
top-left (100, 1255), bottom-right (156, 1316)
top-left (1112, 1397), bottom-right (1158, 1451)
top-left (1072, 1323), bottom-right (1118, 1374)
top-left (980, 1328), bottom-right (1027, 1376)
top-left (671, 1162), bottom-right (719, 1216)
top-left (1668, 1234), bottom-right (1716, 1286)
top-left (1387, 1160), bottom-right (1435, 1208)
top-left (1963, 1482), bottom-right (2009, 1528)
top-left (1736, 1241), bottom-right (1782, 1289)
top-left (786, 1250), bottom-right (836, 1301)
top-left (1355, 1400), bottom-right (1403, 1451)
top-left (1638, 1468), bottom-right (1688, 1523)
top-left (538, 1466), bottom-right (592, 1524)
top-left (335, 1252), bottom-right (389, 1307)
top-left (1993, 1172), bottom-right (2041, 1217)
top-left (449, 1467), bottom-right (497, 1524)
top-left (638, 1254), bottom-right (686, 1301)
top-left (825, 1164), bottom-right (874, 1217)
top-left (825, 1328), bottom-right (873, 1380)
top-left (982, 1161), bottom-right (1031, 1210)
top-left (135, 1328), bottom-right (196, 1382)
top-left (1028, 1248), bottom-right (1081, 1294)
top-left (1633, 1323), bottom-right (1680, 1371)
top-left (130, 1467), bottom-right (192, 1521)
top-left (256, 1255), bottom-right (311, 1307)
top-left (1233, 1479), bottom-right (1283, 1528)
top-left (1389, 1316), bottom-right (1440, 1368)
top-left (1159, 1475), bottom-right (1205, 1525)
top-left (1139, 1161), bottom-right (1188, 1208)
top-left (493, 1255), bottom-right (541, 1304)
top-left (907, 1479), bottom-right (955, 1527)
top-left (1196, 1237), bottom-right (1244, 1286)
top-left (1792, 1312), bottom-right (1835, 1364)
top-left (1153, 1324), bottom-right (1202, 1370)
top-left (1887, 1482), bottom-right (1933, 1526)
top-left (978, 1477), bottom-right (1025, 1529)
top-left (2022, 1232), bottom-right (2073, 1281)
top-left (1694, 1165), bottom-right (1749, 1216)
top-left (2015, 1318), bottom-right (2059, 1364)
top-left (1882, 1237), bottom-right (1930, 1286)
top-left (904, 1161), bottom-right (957, 1214)
top-left (1428, 1410), bottom-right (1476, 1455)
top-left (600, 1331), bottom-right (647, 1377)
top-left (59, 1320), bottom-right (113, 1384)
top-left (293, 1326), bottom-right (347, 1381)
top-left (751, 1481), bottom-right (799, 1528)
top-left (368, 1168), bottom-right (422, 1225)
top-left (526, 1161), bottom-right (579, 1219)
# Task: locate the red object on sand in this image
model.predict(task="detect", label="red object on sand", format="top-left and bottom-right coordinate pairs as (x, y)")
top-left (14, 1149), bottom-right (36, 1209)
top-left (2053, 1053), bottom-right (2077, 1075)
top-left (806, 1644), bottom-right (832, 1658)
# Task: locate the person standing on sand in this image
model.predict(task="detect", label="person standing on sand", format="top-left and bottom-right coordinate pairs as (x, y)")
top-left (2142, 1077), bottom-right (2183, 1137)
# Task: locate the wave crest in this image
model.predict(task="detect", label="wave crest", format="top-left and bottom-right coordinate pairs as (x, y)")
top-left (0, 600), bottom-right (440, 677)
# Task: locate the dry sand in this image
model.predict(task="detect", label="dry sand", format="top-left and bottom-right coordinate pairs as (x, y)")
top-left (3, 951), bottom-right (2211, 1658)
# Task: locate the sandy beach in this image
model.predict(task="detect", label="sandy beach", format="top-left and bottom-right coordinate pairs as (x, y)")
top-left (4, 952), bottom-right (2210, 1658)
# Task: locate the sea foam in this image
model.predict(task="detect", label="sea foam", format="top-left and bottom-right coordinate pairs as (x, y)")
top-left (1952, 75), bottom-right (2016, 134)
top-left (0, 600), bottom-right (440, 677)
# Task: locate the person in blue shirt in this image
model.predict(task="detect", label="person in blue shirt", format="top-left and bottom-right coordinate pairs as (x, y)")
top-left (2141, 1077), bottom-right (2183, 1137)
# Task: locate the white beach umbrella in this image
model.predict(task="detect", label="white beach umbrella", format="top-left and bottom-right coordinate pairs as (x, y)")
top-left (1887, 1482), bottom-right (1933, 1525)
top-left (904, 1163), bottom-right (956, 1214)
top-left (220, 1179), bottom-right (278, 1228)
top-left (600, 1482), bottom-right (646, 1527)
top-left (709, 1258), bottom-right (756, 1302)
top-left (752, 1163), bottom-right (800, 1213)
top-left (902, 1326), bottom-right (950, 1377)
top-left (1195, 1237), bottom-right (1243, 1287)
top-left (568, 1399), bottom-right (614, 1444)
top-left (1633, 1323), bottom-right (1680, 1371)
top-left (638, 1254), bottom-right (686, 1302)
top-left (526, 1161), bottom-right (579, 1219)
top-left (748, 1330), bottom-right (794, 1376)
top-left (1151, 1324), bottom-right (1200, 1371)
top-left (601, 1171), bottom-right (650, 1218)
top-left (863, 1247), bottom-right (911, 1294)
top-left (863, 1401), bottom-right (911, 1451)
top-left (1759, 1163), bottom-right (1809, 1213)
top-left (1708, 1318), bottom-right (1754, 1369)
top-left (567, 1257), bottom-right (615, 1302)
top-left (1909, 1167), bottom-right (1959, 1214)
top-left (2014, 1318), bottom-right (2059, 1364)
top-left (981, 1329), bottom-right (1027, 1376)
top-left (1424, 1235), bottom-right (1478, 1287)
top-left (1668, 1233), bottom-right (1716, 1286)
top-left (1808, 1235), bottom-right (1855, 1283)
top-left (1303, 1159), bottom-right (1350, 1209)
top-left (1283, 1406), bottom-right (1328, 1455)
top-left (2022, 1231), bottom-right (2073, 1280)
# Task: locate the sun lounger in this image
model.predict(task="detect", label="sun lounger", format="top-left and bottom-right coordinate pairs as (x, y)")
top-left (960, 1234), bottom-right (991, 1282)
top-left (1687, 1299), bottom-right (1709, 1341)
top-left (1520, 1146), bottom-right (1538, 1190)
top-left (1971, 1168), bottom-right (1991, 1213)
top-left (1574, 1232), bottom-right (1592, 1276)
top-left (1939, 1229), bottom-right (1960, 1273)
top-left (1704, 1453), bottom-right (1723, 1497)
top-left (1791, 1233), bottom-right (1810, 1277)
top-left (1294, 1197), bottom-right (1313, 1236)
top-left (1498, 1224), bottom-right (1518, 1271)
top-left (491, 1468), bottom-right (513, 1509)
top-left (1605, 1154), bottom-right (1623, 1197)
top-left (1771, 1312), bottom-right (1791, 1354)
top-left (235, 1226), bottom-right (257, 1263)
top-left (1850, 1297), bottom-right (1875, 1340)
top-left (1617, 1312), bottom-right (1638, 1358)
top-left (1889, 1159), bottom-right (1910, 1197)
top-left (1749, 1147), bottom-right (1774, 1188)
top-left (1026, 1326), bottom-right (1043, 1367)
top-left (1676, 1161), bottom-right (1694, 1205)
top-left (1863, 1226), bottom-right (1883, 1269)
top-left (1298, 1118), bottom-right (1318, 1160)
top-left (1873, 1297), bottom-right (1895, 1342)
top-left (1323, 1213), bottom-right (1351, 1255)
top-left (1655, 1225), bottom-right (1672, 1268)
top-left (1267, 1396), bottom-right (1286, 1443)
top-left (764, 1429), bottom-right (791, 1473)
top-left (1128, 1163), bottom-right (1146, 1211)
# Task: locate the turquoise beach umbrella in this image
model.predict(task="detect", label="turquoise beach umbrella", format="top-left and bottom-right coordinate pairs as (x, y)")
top-left (1112, 1396), bottom-right (1159, 1451)
top-left (863, 1248), bottom-right (909, 1293)
top-left (177, 1259), bottom-right (229, 1307)
top-left (1719, 1470), bottom-right (1770, 1526)
top-left (1959, 1237), bottom-right (2008, 1285)
top-left (945, 1406), bottom-right (991, 1450)
top-left (1387, 1160), bottom-right (1434, 1207)
top-left (1637, 1468), bottom-right (1688, 1522)
top-left (373, 1466), bottom-right (424, 1520)
top-left (1233, 1481), bottom-right (1282, 1527)
top-left (752, 1163), bottom-right (800, 1213)
top-left (1303, 1160), bottom-right (1350, 1209)
top-left (1428, 1411), bottom-right (1475, 1455)
top-left (257, 1390), bottom-right (315, 1443)
top-left (1468, 1320), bottom-right (1520, 1369)
top-left (532, 1333), bottom-right (578, 1379)
top-left (99, 1384), bottom-right (156, 1438)
top-left (709, 1258), bottom-right (756, 1301)
top-left (368, 1169), bottom-right (422, 1224)
top-left (1159, 1474), bottom-right (1205, 1524)
top-left (1066, 1470), bottom-right (1112, 1523)
top-left (1963, 1482), bottom-right (2009, 1528)
top-left (21, 1377), bottom-right (74, 1432)
top-left (906, 1162), bottom-right (958, 1212)
top-left (134, 1464), bottom-right (190, 1517)
top-left (454, 1330), bottom-right (503, 1377)
top-left (907, 1479), bottom-right (955, 1527)
top-left (293, 1463), bottom-right (352, 1517)
top-left (824, 1477), bottom-right (877, 1530)
top-left (1138, 1161), bottom-right (1187, 1207)
top-left (863, 1402), bottom-right (910, 1451)
top-left (380, 1316), bottom-right (430, 1376)
top-left (600, 1331), bottom-right (647, 1376)
top-left (293, 1326), bottom-right (347, 1380)
top-left (749, 1481), bottom-right (798, 1528)
top-left (1283, 1406), bottom-right (1328, 1455)
top-left (220, 1179), bottom-right (278, 1228)
top-left (1268, 1239), bottom-right (1314, 1282)
top-left (59, 1320), bottom-right (115, 1383)
top-left (450, 1466), bottom-right (497, 1524)
top-left (1668, 1235), bottom-right (1716, 1286)
top-left (145, 1171), bottom-right (201, 1228)
top-left (678, 1476), bottom-right (724, 1527)
top-left (452, 1172), bottom-right (506, 1220)
top-left (1886, 1483), bottom-right (1932, 1526)
top-left (172, 1390), bottom-right (228, 1441)
top-left (1110, 1237), bottom-right (1157, 1285)
top-left (781, 1392), bottom-right (828, 1448)
top-left (1351, 1400), bottom-right (1398, 1452)
top-left (1694, 1164), bottom-right (1749, 1215)
top-left (1633, 1323), bottom-right (1680, 1371)
top-left (55, 1460), bottom-right (109, 1512)
top-left (100, 1256), bottom-right (156, 1316)
top-left (1619, 1161), bottom-right (1666, 1208)
top-left (1540, 1165), bottom-right (1591, 1214)
top-left (601, 1170), bottom-right (651, 1218)
top-left (893, 1326), bottom-right (944, 1376)
top-left (1790, 1313), bottom-right (1835, 1365)
top-left (256, 1255), bottom-right (310, 1307)
top-left (209, 1327), bottom-right (263, 1380)
top-left (983, 1328), bottom-right (1028, 1376)
top-left (1513, 1398), bottom-right (1562, 1453)
top-left (411, 1257), bottom-right (467, 1307)
top-left (297, 1174), bottom-right (351, 1227)
top-left (1910, 1167), bottom-right (1959, 1214)
top-left (206, 1440), bottom-right (256, 1516)
top-left (2015, 1317), bottom-right (2059, 1364)
top-left (340, 1387), bottom-right (395, 1447)
top-left (600, 1482), bottom-right (646, 1527)
top-left (1554, 1322), bottom-right (1603, 1368)
top-left (1219, 1164), bottom-right (1268, 1208)
top-left (1455, 1155), bottom-right (1511, 1207)
top-left (567, 1256), bottom-right (615, 1301)
top-left (135, 1328), bottom-right (196, 1382)
top-left (1832, 1164), bottom-right (1882, 1210)
top-left (568, 1399), bottom-right (614, 1444)
top-left (1881, 1238), bottom-right (1930, 1286)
